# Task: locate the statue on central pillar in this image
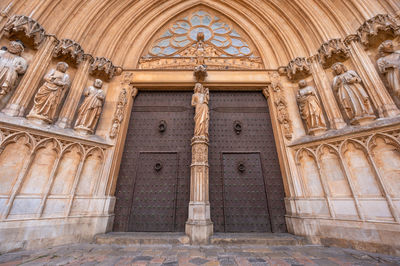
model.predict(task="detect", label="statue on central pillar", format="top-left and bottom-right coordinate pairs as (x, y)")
top-left (331, 62), bottom-right (375, 125)
top-left (192, 82), bottom-right (209, 138)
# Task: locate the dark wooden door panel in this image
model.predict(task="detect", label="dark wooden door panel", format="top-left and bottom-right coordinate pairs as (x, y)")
top-left (223, 153), bottom-right (271, 232)
top-left (114, 91), bottom-right (192, 232)
top-left (209, 92), bottom-right (286, 233)
top-left (129, 152), bottom-right (178, 232)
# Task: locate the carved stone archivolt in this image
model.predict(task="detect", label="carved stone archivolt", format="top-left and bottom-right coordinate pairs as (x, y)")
top-left (286, 57), bottom-right (311, 80)
top-left (356, 14), bottom-right (400, 47)
top-left (53, 39), bottom-right (84, 65)
top-left (27, 62), bottom-right (70, 124)
top-left (297, 80), bottom-right (327, 136)
top-left (3, 15), bottom-right (46, 48)
top-left (89, 57), bottom-right (120, 80)
top-left (332, 62), bottom-right (376, 125)
top-left (318, 39), bottom-right (349, 68)
top-left (377, 40), bottom-right (400, 98)
top-left (74, 79), bottom-right (105, 135)
top-left (0, 40), bottom-right (28, 98)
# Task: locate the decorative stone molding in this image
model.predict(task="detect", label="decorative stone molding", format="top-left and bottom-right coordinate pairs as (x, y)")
top-left (356, 14), bottom-right (400, 47)
top-left (267, 75), bottom-right (293, 140)
top-left (318, 39), bottom-right (349, 68)
top-left (89, 57), bottom-right (121, 80)
top-left (53, 39), bottom-right (84, 65)
top-left (286, 57), bottom-right (311, 80)
top-left (3, 15), bottom-right (46, 48)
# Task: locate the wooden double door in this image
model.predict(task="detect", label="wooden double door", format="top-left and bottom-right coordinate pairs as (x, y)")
top-left (113, 91), bottom-right (286, 233)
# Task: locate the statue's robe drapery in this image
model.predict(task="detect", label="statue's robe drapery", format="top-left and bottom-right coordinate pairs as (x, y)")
top-left (0, 50), bottom-right (27, 95)
top-left (29, 69), bottom-right (70, 122)
top-left (297, 86), bottom-right (326, 131)
top-left (377, 51), bottom-right (400, 96)
top-left (75, 86), bottom-right (105, 132)
top-left (192, 92), bottom-right (209, 137)
top-left (333, 70), bottom-right (374, 121)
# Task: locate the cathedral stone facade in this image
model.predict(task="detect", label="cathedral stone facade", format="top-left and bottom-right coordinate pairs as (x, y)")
top-left (0, 0), bottom-right (399, 255)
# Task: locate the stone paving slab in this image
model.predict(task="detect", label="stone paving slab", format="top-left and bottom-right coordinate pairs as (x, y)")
top-left (0, 243), bottom-right (400, 266)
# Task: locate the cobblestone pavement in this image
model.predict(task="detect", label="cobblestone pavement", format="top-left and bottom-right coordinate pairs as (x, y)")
top-left (1, 243), bottom-right (400, 266)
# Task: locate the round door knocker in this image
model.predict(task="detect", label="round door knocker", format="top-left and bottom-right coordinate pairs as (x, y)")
top-left (233, 120), bottom-right (242, 135)
top-left (238, 162), bottom-right (245, 173)
top-left (158, 120), bottom-right (167, 133)
top-left (154, 162), bottom-right (163, 172)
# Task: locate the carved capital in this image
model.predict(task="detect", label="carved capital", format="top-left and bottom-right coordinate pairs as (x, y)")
top-left (53, 39), bottom-right (84, 64)
top-left (89, 57), bottom-right (118, 80)
top-left (318, 38), bottom-right (349, 68)
top-left (286, 57), bottom-right (311, 80)
top-left (3, 15), bottom-right (46, 48)
top-left (194, 64), bottom-right (208, 82)
top-left (356, 14), bottom-right (400, 47)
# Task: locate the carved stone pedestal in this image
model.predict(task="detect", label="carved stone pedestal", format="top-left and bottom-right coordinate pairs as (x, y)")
top-left (351, 115), bottom-right (376, 126)
top-left (185, 136), bottom-right (213, 244)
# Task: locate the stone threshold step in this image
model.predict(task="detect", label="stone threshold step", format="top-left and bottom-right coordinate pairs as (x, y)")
top-left (94, 232), bottom-right (308, 246)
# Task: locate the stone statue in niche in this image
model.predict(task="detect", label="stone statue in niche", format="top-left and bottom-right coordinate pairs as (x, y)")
top-left (74, 79), bottom-right (105, 135)
top-left (27, 62), bottom-right (70, 124)
top-left (377, 40), bottom-right (400, 97)
top-left (192, 82), bottom-right (209, 138)
top-left (0, 40), bottom-right (28, 98)
top-left (297, 80), bottom-right (327, 135)
top-left (332, 62), bottom-right (375, 125)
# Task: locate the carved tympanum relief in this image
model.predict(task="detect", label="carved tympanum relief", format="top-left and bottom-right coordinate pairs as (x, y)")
top-left (139, 9), bottom-right (263, 70)
top-left (332, 62), bottom-right (376, 125)
top-left (74, 79), bottom-right (105, 135)
top-left (297, 80), bottom-right (326, 135)
top-left (27, 62), bottom-right (70, 124)
top-left (0, 40), bottom-right (28, 98)
top-left (192, 82), bottom-right (209, 138)
top-left (377, 40), bottom-right (400, 98)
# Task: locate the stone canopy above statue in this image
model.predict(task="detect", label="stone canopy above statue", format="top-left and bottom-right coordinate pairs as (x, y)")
top-left (139, 8), bottom-right (263, 70)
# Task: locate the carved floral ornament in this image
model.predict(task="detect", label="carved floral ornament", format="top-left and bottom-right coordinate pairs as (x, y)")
top-left (356, 14), bottom-right (400, 47)
top-left (53, 39), bottom-right (85, 64)
top-left (3, 15), bottom-right (46, 48)
top-left (318, 38), bottom-right (349, 68)
top-left (139, 9), bottom-right (263, 70)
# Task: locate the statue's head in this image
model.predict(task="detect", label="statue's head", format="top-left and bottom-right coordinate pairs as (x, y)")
top-left (332, 62), bottom-right (346, 75)
top-left (298, 79), bottom-right (307, 88)
top-left (56, 62), bottom-right (68, 73)
top-left (94, 79), bottom-right (103, 88)
top-left (379, 40), bottom-right (395, 54)
top-left (194, 82), bottom-right (203, 93)
top-left (8, 40), bottom-right (24, 55)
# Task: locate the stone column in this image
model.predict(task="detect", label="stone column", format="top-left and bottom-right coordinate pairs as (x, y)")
top-left (56, 58), bottom-right (91, 128)
top-left (185, 82), bottom-right (213, 244)
top-left (345, 36), bottom-right (400, 118)
top-left (185, 136), bottom-right (213, 244)
top-left (3, 37), bottom-right (57, 117)
top-left (309, 56), bottom-right (347, 129)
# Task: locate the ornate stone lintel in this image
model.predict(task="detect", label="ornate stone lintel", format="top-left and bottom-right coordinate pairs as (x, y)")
top-left (356, 14), bottom-right (400, 47)
top-left (53, 39), bottom-right (84, 65)
top-left (89, 57), bottom-right (121, 80)
top-left (3, 15), bottom-right (46, 48)
top-left (318, 39), bottom-right (349, 68)
top-left (286, 57), bottom-right (311, 80)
